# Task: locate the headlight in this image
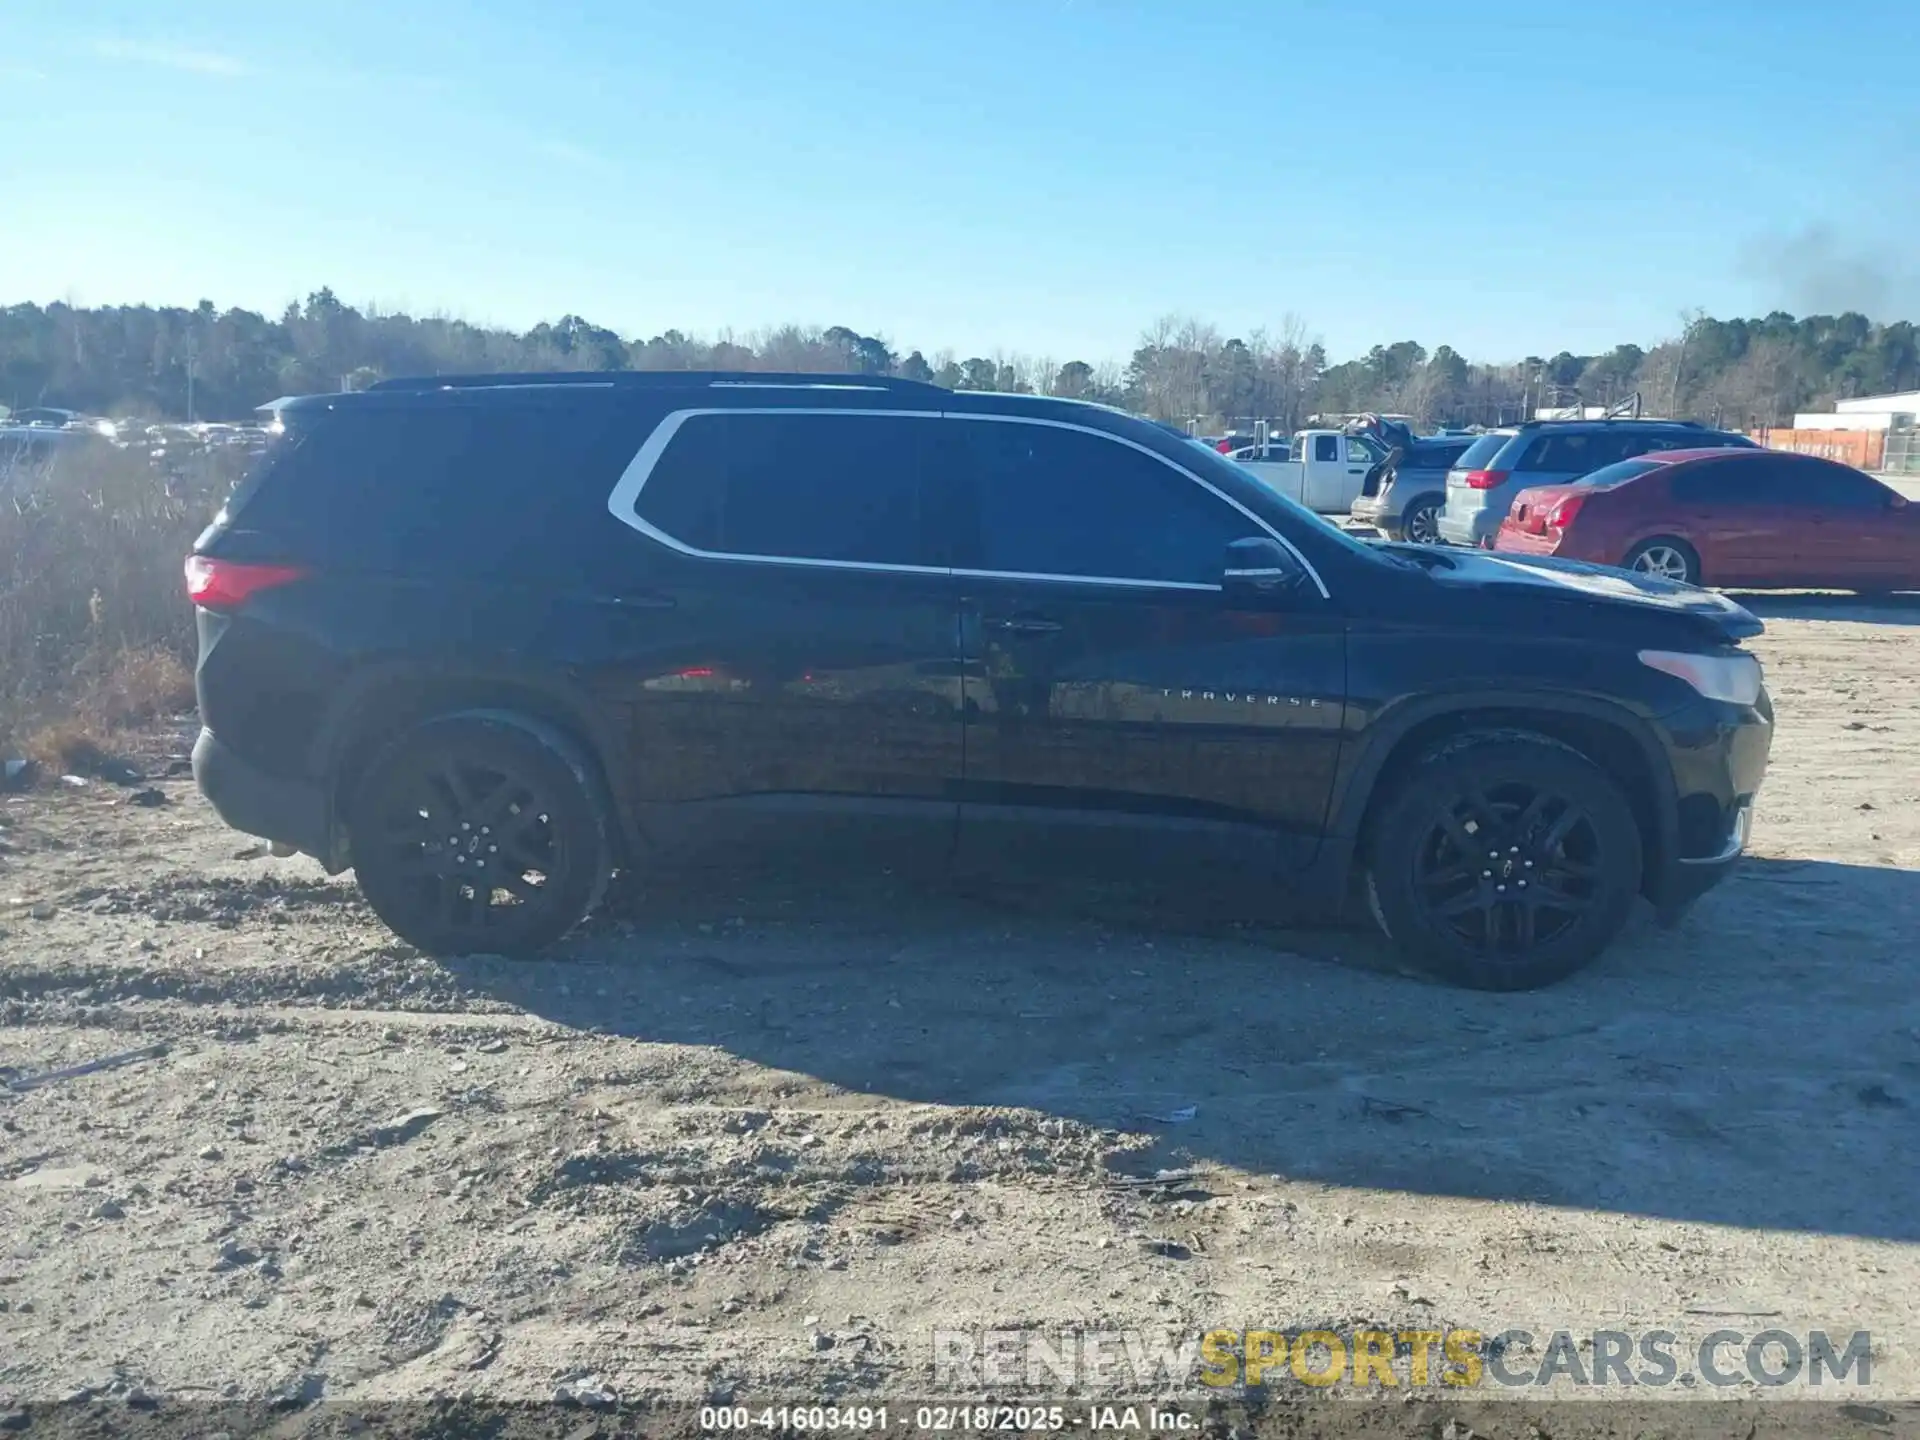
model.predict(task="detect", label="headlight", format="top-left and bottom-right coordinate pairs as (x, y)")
top-left (1638, 649), bottom-right (1763, 706)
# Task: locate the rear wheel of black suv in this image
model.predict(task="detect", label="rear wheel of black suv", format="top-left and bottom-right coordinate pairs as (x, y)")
top-left (1364, 732), bottom-right (1642, 990)
top-left (346, 715), bottom-right (610, 957)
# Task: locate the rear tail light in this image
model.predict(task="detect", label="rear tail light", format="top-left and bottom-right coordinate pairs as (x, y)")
top-left (1463, 469), bottom-right (1510, 490)
top-left (184, 555), bottom-right (308, 611)
top-left (1546, 495), bottom-right (1587, 530)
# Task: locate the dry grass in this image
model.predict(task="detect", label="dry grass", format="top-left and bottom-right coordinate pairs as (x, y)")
top-left (0, 442), bottom-right (240, 765)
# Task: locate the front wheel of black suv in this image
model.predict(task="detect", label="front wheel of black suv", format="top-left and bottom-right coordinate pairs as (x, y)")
top-left (1364, 732), bottom-right (1643, 990)
top-left (346, 715), bottom-right (610, 957)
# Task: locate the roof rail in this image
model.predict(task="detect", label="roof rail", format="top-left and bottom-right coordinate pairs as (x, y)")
top-left (1516, 415), bottom-right (1707, 430)
top-left (367, 370), bottom-right (948, 395)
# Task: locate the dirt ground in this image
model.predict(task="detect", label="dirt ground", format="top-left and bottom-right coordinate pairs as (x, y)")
top-left (3, 594), bottom-right (1919, 1418)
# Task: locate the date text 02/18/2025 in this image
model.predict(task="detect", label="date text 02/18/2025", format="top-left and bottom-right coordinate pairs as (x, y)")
top-left (699, 1405), bottom-right (1199, 1432)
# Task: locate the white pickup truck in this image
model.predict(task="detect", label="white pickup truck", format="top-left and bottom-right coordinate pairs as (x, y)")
top-left (1228, 428), bottom-right (1386, 514)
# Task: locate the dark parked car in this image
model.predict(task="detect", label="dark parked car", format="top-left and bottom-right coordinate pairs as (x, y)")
top-left (1438, 419), bottom-right (1758, 548)
top-left (1495, 447), bottom-right (1920, 590)
top-left (188, 372), bottom-right (1773, 990)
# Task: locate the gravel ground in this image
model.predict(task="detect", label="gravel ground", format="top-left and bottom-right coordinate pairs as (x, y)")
top-left (2, 595), bottom-right (1918, 1418)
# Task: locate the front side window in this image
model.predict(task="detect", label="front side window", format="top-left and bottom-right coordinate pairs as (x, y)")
top-left (1783, 458), bottom-right (1893, 510)
top-left (1313, 434), bottom-right (1340, 463)
top-left (634, 410), bottom-right (934, 566)
top-left (946, 419), bottom-right (1251, 586)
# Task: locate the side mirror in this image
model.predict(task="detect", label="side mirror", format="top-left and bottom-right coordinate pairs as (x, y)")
top-left (1890, 492), bottom-right (1909, 510)
top-left (1223, 536), bottom-right (1307, 601)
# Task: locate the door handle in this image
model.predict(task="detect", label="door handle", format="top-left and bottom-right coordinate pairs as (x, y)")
top-left (987, 615), bottom-right (1062, 635)
top-left (595, 590), bottom-right (677, 609)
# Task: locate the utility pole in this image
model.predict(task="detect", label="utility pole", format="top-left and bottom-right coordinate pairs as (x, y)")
top-left (184, 336), bottom-right (199, 423)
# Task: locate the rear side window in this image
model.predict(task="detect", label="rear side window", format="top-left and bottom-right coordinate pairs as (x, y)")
top-left (1451, 433), bottom-right (1510, 470)
top-left (1570, 457), bottom-right (1666, 488)
top-left (944, 419), bottom-right (1250, 585)
top-left (225, 398), bottom-right (655, 580)
top-left (1517, 431), bottom-right (1636, 474)
top-left (635, 411), bottom-right (934, 567)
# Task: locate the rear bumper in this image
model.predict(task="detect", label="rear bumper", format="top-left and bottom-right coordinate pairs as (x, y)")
top-left (1437, 507), bottom-right (1500, 546)
top-left (1491, 524), bottom-right (1560, 556)
top-left (1349, 494), bottom-right (1391, 524)
top-left (193, 726), bottom-right (335, 864)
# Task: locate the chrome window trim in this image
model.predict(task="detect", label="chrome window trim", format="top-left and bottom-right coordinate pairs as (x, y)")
top-left (604, 406), bottom-right (1332, 599)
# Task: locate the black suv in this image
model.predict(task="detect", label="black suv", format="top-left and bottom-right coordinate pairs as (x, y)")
top-left (189, 372), bottom-right (1773, 990)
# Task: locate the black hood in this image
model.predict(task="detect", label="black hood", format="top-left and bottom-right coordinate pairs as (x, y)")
top-left (1420, 549), bottom-right (1764, 641)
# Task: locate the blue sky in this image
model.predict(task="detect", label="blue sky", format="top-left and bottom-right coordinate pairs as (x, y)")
top-left (3, 0), bottom-right (1916, 366)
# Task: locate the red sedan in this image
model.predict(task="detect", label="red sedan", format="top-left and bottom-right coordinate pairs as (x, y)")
top-left (1492, 447), bottom-right (1920, 590)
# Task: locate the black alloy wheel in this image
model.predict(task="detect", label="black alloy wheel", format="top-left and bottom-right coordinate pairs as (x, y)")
top-left (1411, 782), bottom-right (1600, 952)
top-left (348, 716), bottom-right (608, 956)
top-left (1365, 732), bottom-right (1642, 990)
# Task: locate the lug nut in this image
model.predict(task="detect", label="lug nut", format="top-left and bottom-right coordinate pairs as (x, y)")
top-left (1496, 884), bottom-right (1506, 892)
top-left (1482, 870), bottom-right (1492, 878)
top-left (1524, 860), bottom-right (1534, 868)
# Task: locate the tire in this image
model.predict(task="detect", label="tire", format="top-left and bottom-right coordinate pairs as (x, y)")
top-left (346, 714), bottom-right (611, 957)
top-left (1400, 496), bottom-right (1443, 545)
top-left (1622, 536), bottom-right (1699, 586)
top-left (1364, 731), bottom-right (1642, 990)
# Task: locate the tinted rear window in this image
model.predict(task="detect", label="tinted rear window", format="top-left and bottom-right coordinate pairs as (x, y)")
top-left (222, 398), bottom-right (656, 580)
top-left (1451, 433), bottom-right (1510, 470)
top-left (635, 411), bottom-right (935, 566)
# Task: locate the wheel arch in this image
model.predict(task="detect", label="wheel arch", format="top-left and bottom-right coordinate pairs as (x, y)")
top-left (1330, 693), bottom-right (1676, 898)
top-left (314, 664), bottom-right (638, 871)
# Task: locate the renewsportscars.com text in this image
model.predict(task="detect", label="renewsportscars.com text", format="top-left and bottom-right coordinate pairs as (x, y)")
top-left (931, 1328), bottom-right (1874, 1391)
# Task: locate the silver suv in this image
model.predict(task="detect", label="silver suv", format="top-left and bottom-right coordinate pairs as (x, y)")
top-left (1436, 420), bottom-right (1757, 547)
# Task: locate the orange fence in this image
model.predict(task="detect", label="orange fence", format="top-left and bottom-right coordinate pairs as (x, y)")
top-left (1750, 428), bottom-right (1887, 471)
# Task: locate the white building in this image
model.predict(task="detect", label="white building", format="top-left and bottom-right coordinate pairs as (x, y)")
top-left (1795, 390), bottom-right (1920, 431)
top-left (1836, 390), bottom-right (1920, 415)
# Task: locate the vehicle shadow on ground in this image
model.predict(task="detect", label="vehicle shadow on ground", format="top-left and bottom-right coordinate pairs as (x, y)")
top-left (1727, 590), bottom-right (1920, 627)
top-left (450, 850), bottom-right (1920, 1242)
